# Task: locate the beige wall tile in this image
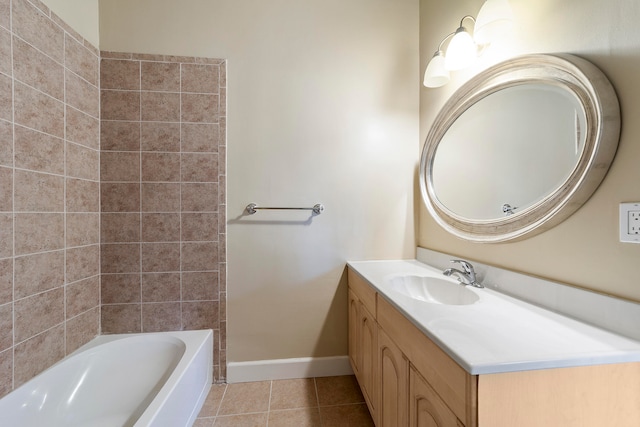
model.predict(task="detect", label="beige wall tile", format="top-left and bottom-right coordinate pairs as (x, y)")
top-left (0, 302), bottom-right (12, 352)
top-left (0, 0), bottom-right (8, 30)
top-left (0, 119), bottom-right (12, 167)
top-left (181, 63), bottom-right (219, 94)
top-left (181, 123), bottom-right (219, 153)
top-left (0, 259), bottom-right (12, 305)
top-left (12, 0), bottom-right (64, 63)
top-left (182, 242), bottom-right (218, 271)
top-left (142, 272), bottom-right (180, 302)
top-left (14, 287), bottom-right (64, 342)
top-left (14, 250), bottom-right (64, 299)
top-left (142, 302), bottom-right (181, 332)
top-left (0, 74), bottom-right (11, 122)
top-left (181, 212), bottom-right (218, 242)
top-left (141, 182), bottom-right (180, 212)
top-left (0, 349), bottom-right (11, 399)
top-left (100, 151), bottom-right (140, 182)
top-left (14, 213), bottom-right (64, 255)
top-left (65, 244), bottom-right (99, 283)
top-left (141, 242), bottom-right (180, 272)
top-left (65, 307), bottom-right (99, 354)
top-left (101, 212), bottom-right (140, 243)
top-left (181, 183), bottom-right (218, 212)
top-left (182, 271), bottom-right (218, 301)
top-left (66, 142), bottom-right (99, 181)
top-left (66, 275), bottom-right (99, 318)
top-left (100, 59), bottom-right (140, 90)
top-left (0, 166), bottom-right (11, 212)
top-left (101, 120), bottom-right (140, 151)
top-left (100, 182), bottom-right (140, 212)
top-left (141, 91), bottom-right (180, 122)
top-left (0, 28), bottom-right (10, 76)
top-left (141, 152), bottom-right (180, 182)
top-left (181, 93), bottom-right (219, 123)
top-left (182, 301), bottom-right (218, 330)
top-left (65, 33), bottom-right (99, 86)
top-left (66, 178), bottom-right (99, 213)
top-left (13, 324), bottom-right (64, 387)
top-left (66, 213), bottom-right (100, 247)
top-left (14, 81), bottom-right (64, 137)
top-left (65, 71), bottom-right (99, 118)
top-left (12, 36), bottom-right (64, 100)
top-left (101, 273), bottom-right (141, 304)
top-left (66, 107), bottom-right (99, 149)
top-left (101, 243), bottom-right (140, 273)
top-left (14, 125), bottom-right (65, 175)
top-left (141, 61), bottom-right (179, 92)
top-left (101, 90), bottom-right (140, 121)
top-left (141, 121), bottom-right (180, 152)
top-left (0, 213), bottom-right (11, 258)
top-left (101, 304), bottom-right (141, 334)
top-left (141, 212), bottom-right (180, 242)
top-left (15, 170), bottom-right (64, 212)
top-left (181, 153), bottom-right (218, 182)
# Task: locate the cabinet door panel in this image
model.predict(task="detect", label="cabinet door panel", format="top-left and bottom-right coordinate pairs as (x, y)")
top-left (411, 367), bottom-right (463, 427)
top-left (348, 290), bottom-right (360, 376)
top-left (378, 328), bottom-right (408, 427)
top-left (360, 304), bottom-right (377, 414)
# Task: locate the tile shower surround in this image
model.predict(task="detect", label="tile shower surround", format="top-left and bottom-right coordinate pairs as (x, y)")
top-left (0, 0), bottom-right (101, 397)
top-left (0, 0), bottom-right (227, 397)
top-left (99, 52), bottom-right (227, 382)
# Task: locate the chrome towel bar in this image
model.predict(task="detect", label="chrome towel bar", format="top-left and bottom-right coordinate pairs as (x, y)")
top-left (246, 203), bottom-right (324, 215)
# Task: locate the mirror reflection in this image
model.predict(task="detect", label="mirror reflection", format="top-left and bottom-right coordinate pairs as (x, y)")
top-left (432, 84), bottom-right (586, 220)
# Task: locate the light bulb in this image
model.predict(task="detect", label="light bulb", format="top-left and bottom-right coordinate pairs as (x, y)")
top-left (444, 27), bottom-right (477, 71)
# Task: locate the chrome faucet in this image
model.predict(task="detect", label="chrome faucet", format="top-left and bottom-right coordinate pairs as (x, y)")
top-left (443, 259), bottom-right (484, 288)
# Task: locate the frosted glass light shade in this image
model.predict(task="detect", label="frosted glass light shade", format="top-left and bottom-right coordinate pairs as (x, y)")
top-left (445, 28), bottom-right (476, 71)
top-left (474, 0), bottom-right (514, 45)
top-left (423, 51), bottom-right (450, 88)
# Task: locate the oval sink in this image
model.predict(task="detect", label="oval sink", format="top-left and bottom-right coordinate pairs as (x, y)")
top-left (387, 275), bottom-right (480, 305)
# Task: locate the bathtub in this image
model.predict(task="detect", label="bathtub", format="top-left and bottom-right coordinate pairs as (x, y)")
top-left (0, 329), bottom-right (213, 427)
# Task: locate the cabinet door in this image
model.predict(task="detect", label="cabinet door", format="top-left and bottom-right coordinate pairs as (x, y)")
top-left (348, 290), bottom-right (360, 376)
top-left (410, 366), bottom-right (463, 427)
top-left (360, 302), bottom-right (377, 417)
top-left (378, 328), bottom-right (408, 427)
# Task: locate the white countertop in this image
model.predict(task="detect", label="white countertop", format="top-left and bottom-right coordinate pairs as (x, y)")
top-left (347, 259), bottom-right (640, 375)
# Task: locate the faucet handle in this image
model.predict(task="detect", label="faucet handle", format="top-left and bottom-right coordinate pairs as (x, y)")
top-left (450, 259), bottom-right (474, 274)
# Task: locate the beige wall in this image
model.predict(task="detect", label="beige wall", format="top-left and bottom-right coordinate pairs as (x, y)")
top-left (39, 0), bottom-right (99, 47)
top-left (419, 0), bottom-right (640, 302)
top-left (99, 0), bottom-right (419, 362)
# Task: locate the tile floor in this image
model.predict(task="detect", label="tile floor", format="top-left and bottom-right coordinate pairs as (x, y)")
top-left (194, 375), bottom-right (375, 427)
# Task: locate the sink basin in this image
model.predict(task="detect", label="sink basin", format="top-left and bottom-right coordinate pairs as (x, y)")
top-left (387, 275), bottom-right (480, 305)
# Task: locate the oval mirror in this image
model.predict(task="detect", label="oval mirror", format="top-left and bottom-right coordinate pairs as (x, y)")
top-left (420, 54), bottom-right (620, 242)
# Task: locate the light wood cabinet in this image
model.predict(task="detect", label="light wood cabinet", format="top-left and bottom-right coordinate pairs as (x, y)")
top-left (410, 366), bottom-right (463, 427)
top-left (348, 267), bottom-right (640, 427)
top-left (348, 274), bottom-right (378, 423)
top-left (378, 328), bottom-right (408, 427)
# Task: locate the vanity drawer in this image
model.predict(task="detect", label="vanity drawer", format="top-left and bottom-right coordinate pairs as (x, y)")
top-left (348, 269), bottom-right (377, 318)
top-left (377, 295), bottom-right (477, 425)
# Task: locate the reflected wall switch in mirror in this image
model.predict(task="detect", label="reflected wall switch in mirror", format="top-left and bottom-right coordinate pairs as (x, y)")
top-left (620, 203), bottom-right (640, 243)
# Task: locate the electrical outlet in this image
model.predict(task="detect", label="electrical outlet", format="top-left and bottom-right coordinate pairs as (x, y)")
top-left (620, 203), bottom-right (640, 243)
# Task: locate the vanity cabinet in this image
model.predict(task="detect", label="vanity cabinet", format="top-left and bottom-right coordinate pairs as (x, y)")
top-left (348, 266), bottom-right (640, 427)
top-left (348, 276), bottom-right (378, 422)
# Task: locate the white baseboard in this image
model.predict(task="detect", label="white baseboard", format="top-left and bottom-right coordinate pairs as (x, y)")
top-left (227, 356), bottom-right (353, 383)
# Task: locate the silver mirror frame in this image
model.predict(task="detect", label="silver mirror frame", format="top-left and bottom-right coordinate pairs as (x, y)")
top-left (420, 54), bottom-right (621, 243)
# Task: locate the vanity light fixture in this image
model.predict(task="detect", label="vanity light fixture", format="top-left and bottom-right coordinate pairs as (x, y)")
top-left (423, 0), bottom-right (513, 88)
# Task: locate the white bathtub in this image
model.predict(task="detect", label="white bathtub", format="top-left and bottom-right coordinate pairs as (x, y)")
top-left (0, 330), bottom-right (213, 427)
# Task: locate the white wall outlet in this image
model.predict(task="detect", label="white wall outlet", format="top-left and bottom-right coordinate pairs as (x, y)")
top-left (620, 203), bottom-right (640, 243)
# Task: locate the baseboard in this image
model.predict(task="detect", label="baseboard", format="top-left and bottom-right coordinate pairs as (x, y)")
top-left (227, 355), bottom-right (353, 383)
